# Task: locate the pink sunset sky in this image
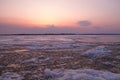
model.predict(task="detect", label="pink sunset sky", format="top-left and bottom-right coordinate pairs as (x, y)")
top-left (0, 0), bottom-right (120, 34)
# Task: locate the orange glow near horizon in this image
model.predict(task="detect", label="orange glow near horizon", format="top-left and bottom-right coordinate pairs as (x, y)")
top-left (0, 0), bottom-right (120, 28)
top-left (0, 16), bottom-right (78, 28)
top-left (1, 17), bottom-right (116, 28)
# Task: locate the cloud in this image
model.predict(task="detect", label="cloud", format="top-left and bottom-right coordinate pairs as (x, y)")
top-left (77, 20), bottom-right (91, 26)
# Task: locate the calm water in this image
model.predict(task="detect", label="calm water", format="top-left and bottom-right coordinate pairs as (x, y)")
top-left (0, 35), bottom-right (120, 50)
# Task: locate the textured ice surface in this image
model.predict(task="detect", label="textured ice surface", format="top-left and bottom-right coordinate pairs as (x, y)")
top-left (0, 72), bottom-right (23, 80)
top-left (22, 56), bottom-right (50, 64)
top-left (101, 62), bottom-right (114, 67)
top-left (2, 35), bottom-right (120, 50)
top-left (45, 69), bottom-right (120, 80)
top-left (60, 56), bottom-right (74, 60)
top-left (44, 69), bottom-right (59, 78)
top-left (44, 68), bottom-right (64, 79)
top-left (82, 46), bottom-right (112, 58)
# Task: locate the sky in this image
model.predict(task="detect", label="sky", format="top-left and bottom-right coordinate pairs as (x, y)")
top-left (0, 0), bottom-right (120, 34)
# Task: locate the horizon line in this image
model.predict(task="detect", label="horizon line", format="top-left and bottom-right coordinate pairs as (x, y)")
top-left (0, 33), bottom-right (120, 36)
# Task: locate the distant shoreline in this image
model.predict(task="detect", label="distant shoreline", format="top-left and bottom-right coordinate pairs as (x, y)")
top-left (0, 33), bottom-right (120, 36)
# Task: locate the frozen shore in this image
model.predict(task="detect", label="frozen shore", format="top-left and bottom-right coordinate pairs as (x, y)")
top-left (0, 35), bottom-right (120, 80)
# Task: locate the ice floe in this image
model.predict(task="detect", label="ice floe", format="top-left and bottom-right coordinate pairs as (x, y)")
top-left (44, 68), bottom-right (64, 79)
top-left (44, 69), bottom-right (120, 80)
top-left (82, 46), bottom-right (112, 58)
top-left (44, 69), bottom-right (59, 78)
top-left (0, 72), bottom-right (23, 80)
top-left (22, 56), bottom-right (51, 64)
top-left (60, 56), bottom-right (74, 60)
top-left (101, 62), bottom-right (114, 67)
top-left (116, 56), bottom-right (120, 60)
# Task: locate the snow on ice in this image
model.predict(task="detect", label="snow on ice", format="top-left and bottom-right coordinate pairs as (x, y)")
top-left (22, 56), bottom-right (51, 64)
top-left (0, 72), bottom-right (23, 80)
top-left (60, 56), bottom-right (74, 60)
top-left (44, 69), bottom-right (120, 80)
top-left (82, 46), bottom-right (112, 58)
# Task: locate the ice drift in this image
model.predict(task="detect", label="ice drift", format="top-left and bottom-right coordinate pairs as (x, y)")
top-left (82, 46), bottom-right (112, 58)
top-left (0, 72), bottom-right (23, 80)
top-left (44, 69), bottom-right (120, 80)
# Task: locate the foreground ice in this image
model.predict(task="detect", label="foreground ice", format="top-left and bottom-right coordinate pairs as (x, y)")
top-left (60, 56), bottom-right (74, 60)
top-left (0, 72), bottom-right (23, 80)
top-left (44, 69), bottom-right (120, 80)
top-left (82, 46), bottom-right (112, 58)
top-left (22, 55), bottom-right (50, 64)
